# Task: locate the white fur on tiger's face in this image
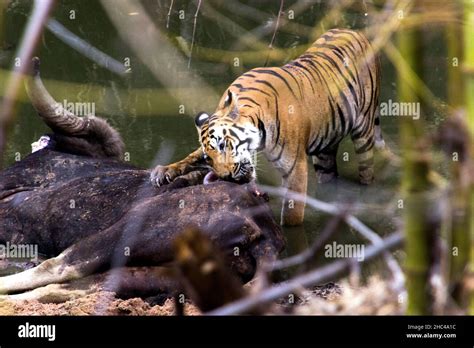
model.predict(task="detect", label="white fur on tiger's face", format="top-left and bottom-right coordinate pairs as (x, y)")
top-left (195, 111), bottom-right (261, 184)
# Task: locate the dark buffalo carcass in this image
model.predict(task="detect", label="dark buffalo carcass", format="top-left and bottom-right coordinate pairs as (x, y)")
top-left (0, 58), bottom-right (284, 303)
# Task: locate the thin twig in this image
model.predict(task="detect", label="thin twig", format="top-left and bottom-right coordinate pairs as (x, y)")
top-left (264, 0), bottom-right (284, 67)
top-left (207, 232), bottom-right (403, 315)
top-left (188, 0), bottom-right (202, 69)
top-left (166, 0), bottom-right (174, 29)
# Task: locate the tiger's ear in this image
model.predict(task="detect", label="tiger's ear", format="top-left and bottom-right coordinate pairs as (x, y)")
top-left (223, 90), bottom-right (239, 119)
top-left (195, 112), bottom-right (210, 129)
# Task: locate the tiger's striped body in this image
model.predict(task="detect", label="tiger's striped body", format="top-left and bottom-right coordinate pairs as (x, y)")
top-left (151, 29), bottom-right (383, 226)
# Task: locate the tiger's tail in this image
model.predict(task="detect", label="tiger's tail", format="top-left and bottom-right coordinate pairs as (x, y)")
top-left (373, 108), bottom-right (401, 163)
top-left (374, 108), bottom-right (385, 150)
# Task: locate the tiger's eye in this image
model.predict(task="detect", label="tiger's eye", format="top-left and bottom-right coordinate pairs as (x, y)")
top-left (218, 141), bottom-right (225, 152)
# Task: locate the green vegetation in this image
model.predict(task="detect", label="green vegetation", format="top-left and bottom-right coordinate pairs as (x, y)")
top-left (463, 0), bottom-right (474, 314)
top-left (397, 2), bottom-right (434, 315)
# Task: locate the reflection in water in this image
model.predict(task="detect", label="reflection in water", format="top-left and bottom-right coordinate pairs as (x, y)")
top-left (283, 224), bottom-right (309, 258)
top-left (275, 224), bottom-right (309, 281)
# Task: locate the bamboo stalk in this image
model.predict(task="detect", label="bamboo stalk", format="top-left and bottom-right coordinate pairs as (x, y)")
top-left (397, 8), bottom-right (434, 315)
top-left (444, 1), bottom-right (469, 307)
top-left (436, 111), bottom-right (471, 309)
top-left (465, 2), bottom-right (474, 136)
top-left (463, 0), bottom-right (474, 314)
top-left (448, 167), bottom-right (470, 302)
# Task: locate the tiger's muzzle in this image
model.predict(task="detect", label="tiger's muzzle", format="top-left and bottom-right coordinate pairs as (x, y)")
top-left (203, 163), bottom-right (255, 185)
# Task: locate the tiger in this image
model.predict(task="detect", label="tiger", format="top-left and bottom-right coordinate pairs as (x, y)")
top-left (151, 28), bottom-right (384, 226)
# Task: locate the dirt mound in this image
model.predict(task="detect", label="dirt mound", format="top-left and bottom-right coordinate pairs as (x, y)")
top-left (0, 291), bottom-right (200, 316)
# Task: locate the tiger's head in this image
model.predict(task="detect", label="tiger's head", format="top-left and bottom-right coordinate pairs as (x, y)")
top-left (195, 90), bottom-right (265, 184)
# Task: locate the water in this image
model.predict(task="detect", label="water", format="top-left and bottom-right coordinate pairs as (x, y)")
top-left (1, 1), bottom-right (450, 270)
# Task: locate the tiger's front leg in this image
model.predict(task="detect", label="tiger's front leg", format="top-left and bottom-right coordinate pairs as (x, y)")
top-left (150, 147), bottom-right (204, 186)
top-left (281, 154), bottom-right (308, 226)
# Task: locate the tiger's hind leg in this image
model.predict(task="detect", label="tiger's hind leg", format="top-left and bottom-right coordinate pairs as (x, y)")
top-left (312, 146), bottom-right (338, 184)
top-left (351, 126), bottom-right (375, 185)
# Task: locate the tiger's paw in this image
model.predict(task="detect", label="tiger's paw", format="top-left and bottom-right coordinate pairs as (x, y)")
top-left (150, 165), bottom-right (181, 187)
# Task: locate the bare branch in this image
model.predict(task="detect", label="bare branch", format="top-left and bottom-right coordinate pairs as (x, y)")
top-left (264, 0), bottom-right (284, 67)
top-left (258, 185), bottom-right (405, 291)
top-left (188, 0), bottom-right (202, 69)
top-left (166, 0), bottom-right (174, 29)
